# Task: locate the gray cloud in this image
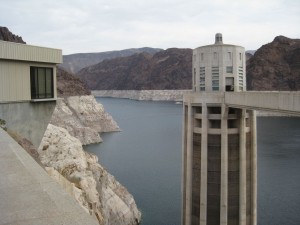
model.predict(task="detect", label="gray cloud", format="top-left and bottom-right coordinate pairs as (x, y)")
top-left (0, 0), bottom-right (299, 54)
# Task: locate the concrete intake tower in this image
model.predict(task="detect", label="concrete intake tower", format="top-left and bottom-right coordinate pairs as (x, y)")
top-left (182, 34), bottom-right (257, 225)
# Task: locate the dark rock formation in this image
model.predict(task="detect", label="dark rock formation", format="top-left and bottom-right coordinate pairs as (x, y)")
top-left (61, 47), bottom-right (162, 74)
top-left (0, 26), bottom-right (26, 43)
top-left (56, 68), bottom-right (91, 97)
top-left (77, 48), bottom-right (193, 90)
top-left (247, 36), bottom-right (300, 90)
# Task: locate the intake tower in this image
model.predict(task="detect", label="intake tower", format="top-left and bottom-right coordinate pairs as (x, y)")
top-left (182, 34), bottom-right (257, 225)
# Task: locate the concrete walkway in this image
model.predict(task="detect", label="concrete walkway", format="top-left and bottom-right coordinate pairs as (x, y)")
top-left (0, 128), bottom-right (99, 225)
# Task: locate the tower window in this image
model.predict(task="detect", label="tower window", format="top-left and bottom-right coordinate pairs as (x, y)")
top-left (226, 66), bottom-right (233, 73)
top-left (214, 52), bottom-right (218, 60)
top-left (200, 67), bottom-right (205, 91)
top-left (228, 52), bottom-right (232, 60)
top-left (211, 67), bottom-right (219, 91)
top-left (201, 53), bottom-right (204, 61)
top-left (30, 67), bottom-right (54, 99)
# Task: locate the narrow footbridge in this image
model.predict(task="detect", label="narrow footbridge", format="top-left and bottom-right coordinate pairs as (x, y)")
top-left (225, 91), bottom-right (300, 115)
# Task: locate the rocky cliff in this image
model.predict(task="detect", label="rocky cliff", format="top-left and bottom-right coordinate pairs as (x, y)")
top-left (39, 124), bottom-right (141, 225)
top-left (50, 96), bottom-right (120, 145)
top-left (77, 48), bottom-right (193, 90)
top-left (55, 62), bottom-right (119, 145)
top-left (0, 26), bottom-right (26, 43)
top-left (60, 47), bottom-right (162, 74)
top-left (247, 36), bottom-right (300, 90)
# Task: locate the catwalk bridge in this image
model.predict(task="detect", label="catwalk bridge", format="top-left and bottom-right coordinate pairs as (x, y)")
top-left (185, 91), bottom-right (300, 115)
top-left (225, 91), bottom-right (300, 115)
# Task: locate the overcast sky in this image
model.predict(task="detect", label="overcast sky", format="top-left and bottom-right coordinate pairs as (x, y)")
top-left (1, 0), bottom-right (299, 55)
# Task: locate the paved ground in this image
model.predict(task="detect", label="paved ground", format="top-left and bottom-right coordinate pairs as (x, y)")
top-left (0, 128), bottom-right (99, 225)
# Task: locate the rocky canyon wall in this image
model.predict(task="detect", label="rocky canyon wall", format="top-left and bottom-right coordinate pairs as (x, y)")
top-left (39, 124), bottom-right (141, 225)
top-left (50, 96), bottom-right (120, 145)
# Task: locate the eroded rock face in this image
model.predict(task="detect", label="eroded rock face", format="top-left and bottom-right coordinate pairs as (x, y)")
top-left (247, 36), bottom-right (300, 90)
top-left (39, 124), bottom-right (141, 225)
top-left (50, 96), bottom-right (120, 145)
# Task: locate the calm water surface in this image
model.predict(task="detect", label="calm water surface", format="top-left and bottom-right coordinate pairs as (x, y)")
top-left (85, 98), bottom-right (300, 225)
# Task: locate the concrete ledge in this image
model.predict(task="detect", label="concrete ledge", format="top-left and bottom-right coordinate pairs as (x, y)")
top-left (0, 128), bottom-right (99, 225)
top-left (183, 91), bottom-right (300, 115)
top-left (225, 91), bottom-right (300, 115)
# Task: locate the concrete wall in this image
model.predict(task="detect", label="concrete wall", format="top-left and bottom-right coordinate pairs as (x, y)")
top-left (193, 44), bottom-right (245, 92)
top-left (182, 92), bottom-right (257, 225)
top-left (0, 101), bottom-right (56, 147)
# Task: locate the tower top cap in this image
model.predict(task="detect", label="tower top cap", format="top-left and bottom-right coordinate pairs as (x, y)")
top-left (215, 33), bottom-right (223, 44)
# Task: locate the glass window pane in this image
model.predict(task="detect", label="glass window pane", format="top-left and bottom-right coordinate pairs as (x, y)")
top-left (38, 70), bottom-right (46, 98)
top-left (45, 68), bottom-right (53, 98)
top-left (30, 67), bottom-right (54, 99)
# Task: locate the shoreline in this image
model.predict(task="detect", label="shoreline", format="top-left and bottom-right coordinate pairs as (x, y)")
top-left (93, 90), bottom-right (297, 117)
top-left (92, 90), bottom-right (190, 101)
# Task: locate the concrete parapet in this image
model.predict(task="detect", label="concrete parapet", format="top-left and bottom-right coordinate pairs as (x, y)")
top-left (0, 127), bottom-right (99, 225)
top-left (225, 91), bottom-right (300, 115)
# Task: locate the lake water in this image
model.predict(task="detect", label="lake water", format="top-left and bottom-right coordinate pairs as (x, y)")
top-left (84, 98), bottom-right (300, 225)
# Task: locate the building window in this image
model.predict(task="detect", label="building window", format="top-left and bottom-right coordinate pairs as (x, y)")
top-left (200, 67), bottom-right (205, 91)
top-left (211, 66), bottom-right (219, 91)
top-left (201, 53), bottom-right (204, 61)
top-left (238, 66), bottom-right (244, 91)
top-left (239, 53), bottom-right (242, 60)
top-left (226, 66), bottom-right (233, 73)
top-left (30, 67), bottom-right (54, 99)
top-left (228, 52), bottom-right (232, 60)
top-left (226, 77), bottom-right (234, 91)
top-left (213, 52), bottom-right (217, 60)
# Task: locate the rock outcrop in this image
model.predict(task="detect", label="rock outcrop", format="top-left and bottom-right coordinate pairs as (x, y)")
top-left (50, 96), bottom-right (120, 145)
top-left (39, 124), bottom-right (141, 225)
top-left (0, 26), bottom-right (26, 43)
top-left (247, 36), bottom-right (300, 90)
top-left (77, 48), bottom-right (193, 90)
top-left (57, 67), bottom-right (91, 97)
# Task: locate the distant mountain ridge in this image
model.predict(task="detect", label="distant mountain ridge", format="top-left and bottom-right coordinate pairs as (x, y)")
top-left (77, 36), bottom-right (300, 91)
top-left (60, 47), bottom-right (162, 73)
top-left (77, 48), bottom-right (193, 90)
